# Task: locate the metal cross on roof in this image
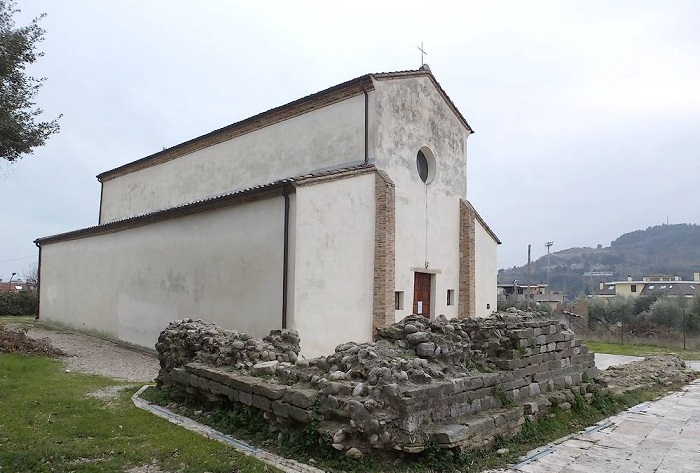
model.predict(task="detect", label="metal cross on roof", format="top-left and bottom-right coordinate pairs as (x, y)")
top-left (418, 42), bottom-right (427, 66)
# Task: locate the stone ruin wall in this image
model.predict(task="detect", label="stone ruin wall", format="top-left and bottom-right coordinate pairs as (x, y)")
top-left (156, 311), bottom-right (597, 455)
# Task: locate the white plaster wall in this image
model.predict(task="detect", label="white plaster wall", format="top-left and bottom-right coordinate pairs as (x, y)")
top-left (39, 198), bottom-right (285, 349)
top-left (100, 95), bottom-right (366, 223)
top-left (475, 220), bottom-right (498, 317)
top-left (292, 174), bottom-right (375, 357)
top-left (370, 76), bottom-right (468, 321)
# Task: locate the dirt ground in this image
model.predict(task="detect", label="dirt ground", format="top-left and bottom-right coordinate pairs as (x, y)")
top-left (25, 323), bottom-right (160, 382)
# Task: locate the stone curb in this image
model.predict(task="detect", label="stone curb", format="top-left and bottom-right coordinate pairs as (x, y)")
top-left (131, 385), bottom-right (325, 473)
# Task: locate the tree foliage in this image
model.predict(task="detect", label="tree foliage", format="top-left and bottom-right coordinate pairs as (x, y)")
top-left (0, 0), bottom-right (59, 162)
top-left (588, 294), bottom-right (700, 336)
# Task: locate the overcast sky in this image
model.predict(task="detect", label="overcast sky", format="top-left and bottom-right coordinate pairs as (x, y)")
top-left (1, 0), bottom-right (699, 281)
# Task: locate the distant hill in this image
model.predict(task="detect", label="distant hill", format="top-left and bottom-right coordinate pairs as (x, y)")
top-left (498, 224), bottom-right (700, 300)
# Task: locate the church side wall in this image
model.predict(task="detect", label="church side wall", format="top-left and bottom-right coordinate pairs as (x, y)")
top-left (100, 95), bottom-right (366, 223)
top-left (371, 76), bottom-right (468, 321)
top-left (292, 174), bottom-right (376, 357)
top-left (474, 220), bottom-right (498, 317)
top-left (39, 198), bottom-right (285, 349)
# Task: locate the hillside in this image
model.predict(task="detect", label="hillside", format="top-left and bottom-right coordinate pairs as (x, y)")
top-left (498, 224), bottom-right (700, 299)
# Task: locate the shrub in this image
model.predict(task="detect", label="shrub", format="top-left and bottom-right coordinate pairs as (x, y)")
top-left (0, 291), bottom-right (39, 315)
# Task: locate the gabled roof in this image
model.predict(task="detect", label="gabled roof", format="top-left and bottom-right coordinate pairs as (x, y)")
top-left (37, 165), bottom-right (375, 246)
top-left (96, 67), bottom-right (473, 182)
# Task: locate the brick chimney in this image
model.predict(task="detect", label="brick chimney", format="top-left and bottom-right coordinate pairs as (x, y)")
top-left (695, 272), bottom-right (700, 283)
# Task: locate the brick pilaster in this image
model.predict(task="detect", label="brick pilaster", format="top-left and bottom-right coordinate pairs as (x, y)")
top-left (373, 170), bottom-right (396, 331)
top-left (458, 199), bottom-right (476, 318)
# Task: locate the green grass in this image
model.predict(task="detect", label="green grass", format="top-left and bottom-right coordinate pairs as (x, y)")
top-left (0, 353), bottom-right (276, 472)
top-left (585, 340), bottom-right (700, 360)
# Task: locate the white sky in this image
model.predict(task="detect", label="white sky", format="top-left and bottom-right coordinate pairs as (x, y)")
top-left (1, 0), bottom-right (699, 280)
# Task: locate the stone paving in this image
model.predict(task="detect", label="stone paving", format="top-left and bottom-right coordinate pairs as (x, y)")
top-left (488, 376), bottom-right (700, 472)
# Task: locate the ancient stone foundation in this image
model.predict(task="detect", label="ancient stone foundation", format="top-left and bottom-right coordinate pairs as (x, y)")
top-left (156, 310), bottom-right (597, 455)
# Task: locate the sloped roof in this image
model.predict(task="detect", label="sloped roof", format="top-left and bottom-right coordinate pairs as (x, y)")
top-left (640, 282), bottom-right (697, 297)
top-left (593, 284), bottom-right (617, 296)
top-left (36, 164), bottom-right (375, 245)
top-left (97, 67), bottom-right (473, 182)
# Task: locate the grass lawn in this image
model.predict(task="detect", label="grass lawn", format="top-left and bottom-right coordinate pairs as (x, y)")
top-left (0, 353), bottom-right (276, 473)
top-left (585, 340), bottom-right (700, 360)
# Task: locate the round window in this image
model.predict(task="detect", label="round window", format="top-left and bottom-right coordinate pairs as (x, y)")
top-left (416, 147), bottom-right (436, 184)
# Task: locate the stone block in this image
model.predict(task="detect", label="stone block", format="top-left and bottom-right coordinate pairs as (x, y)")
top-left (451, 376), bottom-right (484, 393)
top-left (430, 424), bottom-right (470, 445)
top-left (282, 388), bottom-right (319, 409)
top-left (222, 375), bottom-right (260, 393)
top-left (511, 328), bottom-right (534, 339)
top-left (501, 379), bottom-right (526, 392)
top-left (416, 342), bottom-right (436, 358)
top-left (207, 381), bottom-right (224, 396)
top-left (471, 398), bottom-right (482, 414)
top-left (481, 372), bottom-right (503, 388)
top-left (288, 404), bottom-right (313, 423)
top-left (252, 394), bottom-right (272, 411)
top-left (449, 401), bottom-right (473, 418)
top-left (528, 382), bottom-right (540, 397)
top-left (467, 415), bottom-right (495, 435)
top-left (239, 391), bottom-right (253, 406)
top-left (271, 400), bottom-right (290, 418)
top-left (406, 331), bottom-right (431, 344)
top-left (431, 403), bottom-right (452, 422)
top-left (251, 382), bottom-right (286, 400)
top-left (170, 368), bottom-right (192, 386)
top-left (251, 360), bottom-right (279, 375)
top-left (467, 386), bottom-right (493, 403)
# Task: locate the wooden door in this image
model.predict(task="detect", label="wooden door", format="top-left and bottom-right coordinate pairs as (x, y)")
top-left (413, 272), bottom-right (432, 317)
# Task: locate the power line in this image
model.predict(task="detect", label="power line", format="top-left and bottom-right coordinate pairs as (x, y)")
top-left (0, 255), bottom-right (37, 264)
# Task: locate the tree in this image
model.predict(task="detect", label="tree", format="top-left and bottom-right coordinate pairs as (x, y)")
top-left (0, 0), bottom-right (59, 162)
top-left (21, 262), bottom-right (37, 287)
top-left (650, 297), bottom-right (684, 330)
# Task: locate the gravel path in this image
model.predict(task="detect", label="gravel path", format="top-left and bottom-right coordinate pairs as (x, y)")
top-left (27, 325), bottom-right (159, 382)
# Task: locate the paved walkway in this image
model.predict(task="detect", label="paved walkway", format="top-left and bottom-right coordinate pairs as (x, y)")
top-left (489, 359), bottom-right (700, 473)
top-left (594, 353), bottom-right (643, 370)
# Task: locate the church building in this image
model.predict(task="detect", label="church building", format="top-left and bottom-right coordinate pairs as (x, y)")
top-left (35, 66), bottom-right (500, 356)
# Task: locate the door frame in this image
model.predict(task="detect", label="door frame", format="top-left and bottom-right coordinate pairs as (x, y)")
top-left (412, 270), bottom-right (436, 318)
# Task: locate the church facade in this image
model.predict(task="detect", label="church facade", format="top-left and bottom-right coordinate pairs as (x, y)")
top-left (35, 67), bottom-right (500, 356)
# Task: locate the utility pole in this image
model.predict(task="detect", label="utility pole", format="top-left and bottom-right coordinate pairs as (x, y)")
top-left (527, 245), bottom-right (532, 310)
top-left (7, 272), bottom-right (16, 315)
top-left (545, 241), bottom-right (553, 287)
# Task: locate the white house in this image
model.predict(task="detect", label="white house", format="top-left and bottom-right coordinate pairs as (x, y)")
top-left (35, 66), bottom-right (500, 357)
